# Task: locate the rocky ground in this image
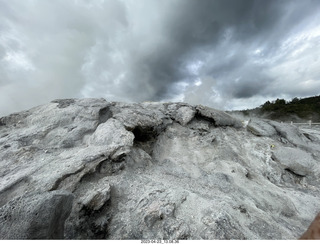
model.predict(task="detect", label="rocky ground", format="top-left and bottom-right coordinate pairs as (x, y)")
top-left (0, 98), bottom-right (319, 239)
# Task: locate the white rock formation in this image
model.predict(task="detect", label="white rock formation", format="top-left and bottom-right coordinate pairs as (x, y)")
top-left (0, 98), bottom-right (319, 239)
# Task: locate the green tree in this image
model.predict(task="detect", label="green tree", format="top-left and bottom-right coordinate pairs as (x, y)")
top-left (291, 97), bottom-right (300, 104)
top-left (275, 99), bottom-right (286, 105)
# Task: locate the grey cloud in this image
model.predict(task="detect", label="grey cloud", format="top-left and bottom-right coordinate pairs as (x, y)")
top-left (0, 0), bottom-right (129, 115)
top-left (232, 78), bottom-right (270, 99)
top-left (0, 0), bottom-right (320, 116)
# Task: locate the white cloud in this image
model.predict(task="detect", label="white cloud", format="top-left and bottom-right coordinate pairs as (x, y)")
top-left (3, 51), bottom-right (35, 71)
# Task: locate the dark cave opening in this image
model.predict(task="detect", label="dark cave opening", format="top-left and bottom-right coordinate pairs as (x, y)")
top-left (132, 126), bottom-right (156, 143)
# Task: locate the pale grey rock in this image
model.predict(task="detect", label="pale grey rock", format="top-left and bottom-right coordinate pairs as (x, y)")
top-left (126, 147), bottom-right (154, 170)
top-left (196, 105), bottom-right (243, 128)
top-left (248, 219), bottom-right (283, 239)
top-left (79, 181), bottom-right (111, 211)
top-left (175, 106), bottom-right (196, 126)
top-left (88, 118), bottom-right (134, 148)
top-left (201, 213), bottom-right (246, 240)
top-left (272, 147), bottom-right (319, 177)
top-left (167, 104), bottom-right (196, 126)
top-left (188, 119), bottom-right (210, 132)
top-left (113, 103), bottom-right (166, 130)
top-left (247, 118), bottom-right (277, 137)
top-left (0, 190), bottom-right (73, 239)
top-left (268, 121), bottom-right (312, 148)
top-left (0, 98), bottom-right (320, 240)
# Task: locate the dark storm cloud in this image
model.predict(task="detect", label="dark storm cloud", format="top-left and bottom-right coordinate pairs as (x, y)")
top-left (0, 0), bottom-right (320, 115)
top-left (180, 0), bottom-right (320, 109)
top-left (233, 78), bottom-right (270, 98)
top-left (137, 0), bottom-right (320, 102)
top-left (119, 0), bottom-right (255, 99)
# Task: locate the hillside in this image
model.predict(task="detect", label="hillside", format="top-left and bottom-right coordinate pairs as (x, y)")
top-left (235, 95), bottom-right (320, 122)
top-left (0, 98), bottom-right (320, 239)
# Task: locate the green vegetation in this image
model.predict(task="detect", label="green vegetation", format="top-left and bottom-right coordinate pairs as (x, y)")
top-left (239, 95), bottom-right (320, 122)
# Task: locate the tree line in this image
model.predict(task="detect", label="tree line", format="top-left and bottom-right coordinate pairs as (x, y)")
top-left (239, 95), bottom-right (320, 121)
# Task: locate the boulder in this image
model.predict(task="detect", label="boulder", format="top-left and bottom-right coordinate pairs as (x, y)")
top-left (247, 118), bottom-right (277, 137)
top-left (196, 105), bottom-right (243, 128)
top-left (272, 147), bottom-right (319, 176)
top-left (89, 118), bottom-right (134, 148)
top-left (167, 104), bottom-right (196, 126)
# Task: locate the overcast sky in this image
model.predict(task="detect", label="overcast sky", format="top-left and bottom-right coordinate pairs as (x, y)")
top-left (1, 0), bottom-right (320, 116)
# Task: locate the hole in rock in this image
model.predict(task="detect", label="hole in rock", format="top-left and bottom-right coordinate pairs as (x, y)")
top-left (303, 133), bottom-right (313, 141)
top-left (0, 119), bottom-right (5, 126)
top-left (132, 126), bottom-right (156, 142)
top-left (132, 126), bottom-right (158, 155)
top-left (284, 168), bottom-right (305, 178)
top-left (99, 107), bottom-right (113, 124)
top-left (194, 112), bottom-right (216, 126)
top-left (245, 171), bottom-right (253, 180)
top-left (282, 168), bottom-right (306, 185)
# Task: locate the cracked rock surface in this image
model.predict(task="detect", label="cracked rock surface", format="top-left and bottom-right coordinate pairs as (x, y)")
top-left (0, 98), bottom-right (320, 239)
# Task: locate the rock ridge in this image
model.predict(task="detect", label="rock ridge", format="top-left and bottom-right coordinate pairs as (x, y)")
top-left (0, 98), bottom-right (319, 239)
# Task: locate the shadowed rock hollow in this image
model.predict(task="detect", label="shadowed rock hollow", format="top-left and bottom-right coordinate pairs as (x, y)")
top-left (0, 98), bottom-right (319, 239)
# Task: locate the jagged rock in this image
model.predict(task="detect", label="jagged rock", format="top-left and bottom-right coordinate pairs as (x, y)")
top-left (0, 191), bottom-right (73, 239)
top-left (195, 105), bottom-right (243, 128)
top-left (0, 98), bottom-right (320, 240)
top-left (272, 147), bottom-right (318, 177)
top-left (113, 103), bottom-right (166, 131)
top-left (79, 181), bottom-right (111, 211)
top-left (201, 213), bottom-right (246, 240)
top-left (167, 104), bottom-right (196, 126)
top-left (89, 118), bottom-right (134, 148)
top-left (268, 121), bottom-right (313, 149)
top-left (247, 118), bottom-right (277, 137)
